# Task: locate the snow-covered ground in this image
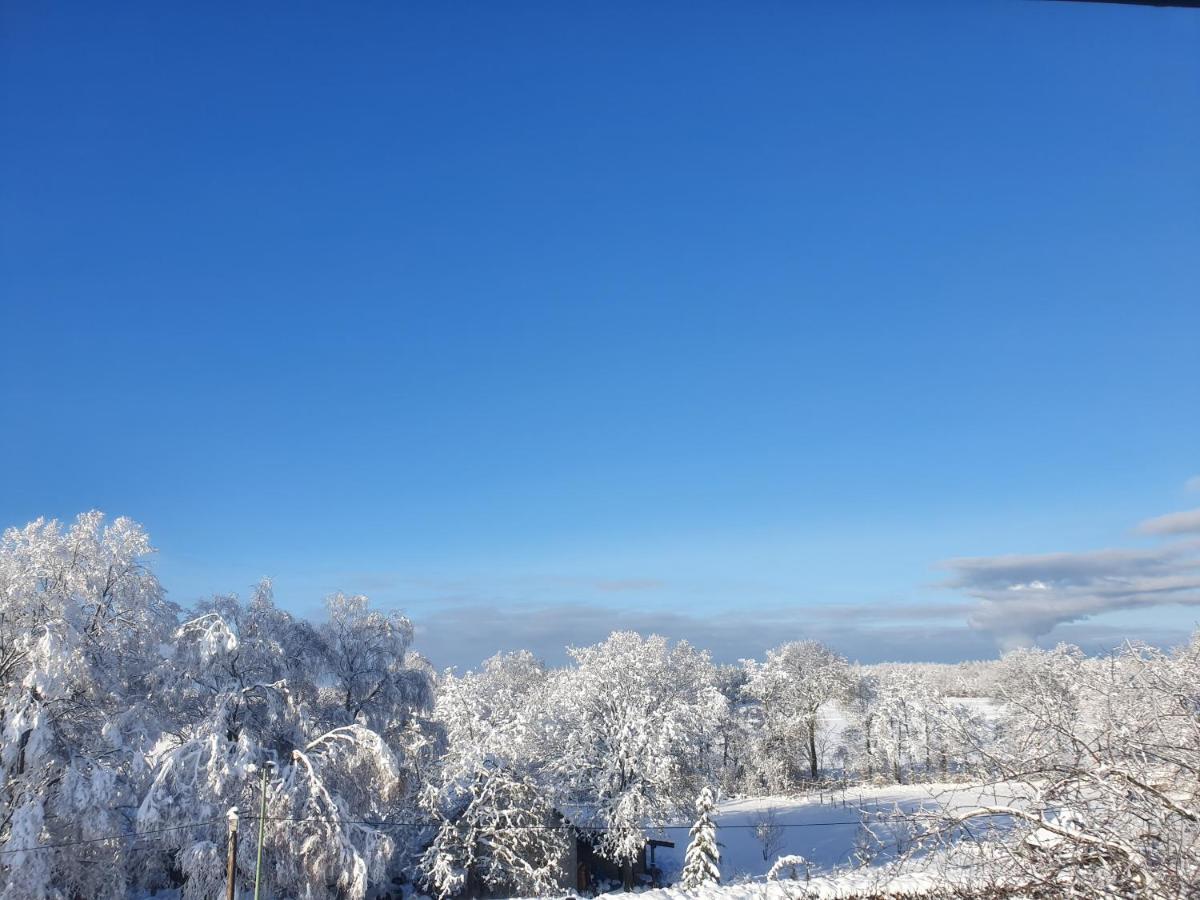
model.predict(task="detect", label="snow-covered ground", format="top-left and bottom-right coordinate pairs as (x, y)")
top-left (608, 871), bottom-right (950, 900)
top-left (648, 781), bottom-right (1017, 884)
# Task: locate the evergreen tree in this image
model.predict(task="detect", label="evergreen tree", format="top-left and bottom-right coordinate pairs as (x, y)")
top-left (680, 787), bottom-right (720, 889)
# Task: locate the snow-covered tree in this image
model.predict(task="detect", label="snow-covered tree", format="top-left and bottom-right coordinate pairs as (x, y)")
top-left (713, 663), bottom-right (753, 793)
top-left (743, 640), bottom-right (851, 786)
top-left (420, 761), bottom-right (567, 899)
top-left (869, 668), bottom-right (923, 784)
top-left (753, 806), bottom-right (784, 862)
top-left (190, 579), bottom-right (325, 691)
top-left (270, 727), bottom-right (402, 899)
top-left (680, 787), bottom-right (720, 888)
top-left (138, 588), bottom-right (405, 900)
top-left (0, 513), bottom-right (176, 899)
top-left (8, 508), bottom-right (1200, 898)
top-left (547, 632), bottom-right (725, 874)
top-left (419, 654), bottom-right (566, 898)
top-left (319, 592), bottom-right (434, 739)
top-left (844, 666), bottom-right (989, 785)
top-left (0, 512), bottom-right (429, 899)
top-left (843, 668), bottom-right (880, 779)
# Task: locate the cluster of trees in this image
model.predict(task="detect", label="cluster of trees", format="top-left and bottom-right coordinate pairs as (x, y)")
top-left (0, 514), bottom-right (434, 900)
top-left (715, 645), bottom-right (994, 795)
top-left (421, 633), bottom-right (724, 897)
top-left (0, 514), bottom-right (729, 899)
top-left (1, 513), bottom-right (1197, 899)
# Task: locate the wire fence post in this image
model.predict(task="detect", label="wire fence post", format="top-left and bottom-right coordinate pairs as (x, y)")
top-left (226, 806), bottom-right (239, 900)
top-left (253, 762), bottom-right (272, 900)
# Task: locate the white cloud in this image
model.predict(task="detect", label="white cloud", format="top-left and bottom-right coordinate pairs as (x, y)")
top-left (940, 539), bottom-right (1200, 650)
top-left (1137, 508), bottom-right (1200, 536)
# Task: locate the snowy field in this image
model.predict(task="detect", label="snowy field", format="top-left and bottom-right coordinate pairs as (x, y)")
top-left (608, 872), bottom-right (950, 900)
top-left (648, 782), bottom-right (1016, 884)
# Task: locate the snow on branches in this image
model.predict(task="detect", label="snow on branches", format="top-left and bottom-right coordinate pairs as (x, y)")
top-left (743, 640), bottom-right (851, 787)
top-left (0, 513), bottom-right (172, 899)
top-left (419, 653), bottom-right (566, 898)
top-left (548, 632), bottom-right (726, 866)
top-left (0, 512), bottom-right (434, 899)
top-left (680, 787), bottom-right (720, 888)
top-left (901, 639), bottom-right (1200, 897)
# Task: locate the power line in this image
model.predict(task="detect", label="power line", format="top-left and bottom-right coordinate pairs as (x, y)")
top-left (0, 819), bottom-right (221, 856)
top-left (244, 812), bottom-right (1007, 830)
top-left (0, 810), bottom-right (1011, 855)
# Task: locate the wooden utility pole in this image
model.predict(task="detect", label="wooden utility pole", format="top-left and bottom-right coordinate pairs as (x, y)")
top-left (226, 806), bottom-right (239, 900)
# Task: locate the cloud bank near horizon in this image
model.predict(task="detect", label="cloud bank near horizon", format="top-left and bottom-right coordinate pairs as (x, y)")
top-left (410, 594), bottom-right (1193, 672)
top-left (409, 484), bottom-right (1200, 669)
top-left (936, 488), bottom-right (1200, 650)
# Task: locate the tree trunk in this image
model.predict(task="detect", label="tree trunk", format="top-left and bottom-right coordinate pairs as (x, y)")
top-left (864, 718), bottom-right (872, 776)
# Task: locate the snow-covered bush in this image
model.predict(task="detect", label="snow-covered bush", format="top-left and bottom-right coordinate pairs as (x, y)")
top-left (766, 853), bottom-right (810, 881)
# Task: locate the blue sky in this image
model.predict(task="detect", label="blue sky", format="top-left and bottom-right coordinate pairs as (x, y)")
top-left (2, 1), bottom-right (1198, 669)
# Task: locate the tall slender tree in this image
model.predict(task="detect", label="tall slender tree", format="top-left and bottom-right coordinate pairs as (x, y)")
top-left (680, 787), bottom-right (720, 889)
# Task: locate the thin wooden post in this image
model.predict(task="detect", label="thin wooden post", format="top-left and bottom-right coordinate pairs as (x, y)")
top-left (253, 762), bottom-right (272, 900)
top-left (226, 806), bottom-right (239, 900)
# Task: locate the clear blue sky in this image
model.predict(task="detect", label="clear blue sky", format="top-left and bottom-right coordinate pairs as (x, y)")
top-left (2, 1), bottom-right (1198, 669)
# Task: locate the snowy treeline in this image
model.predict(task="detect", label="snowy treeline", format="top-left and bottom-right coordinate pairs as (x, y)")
top-left (1, 513), bottom-right (1197, 898)
top-left (859, 660), bottom-right (1002, 699)
top-left (716, 646), bottom-right (994, 795)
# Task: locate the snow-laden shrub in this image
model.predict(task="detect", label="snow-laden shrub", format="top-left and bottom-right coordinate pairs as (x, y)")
top-left (766, 853), bottom-right (810, 881)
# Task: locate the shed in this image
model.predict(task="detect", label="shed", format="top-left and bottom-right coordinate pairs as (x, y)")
top-left (554, 806), bottom-right (675, 893)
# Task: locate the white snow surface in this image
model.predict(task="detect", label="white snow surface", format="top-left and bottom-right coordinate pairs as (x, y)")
top-left (603, 871), bottom-right (946, 900)
top-left (647, 782), bottom-right (1016, 884)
